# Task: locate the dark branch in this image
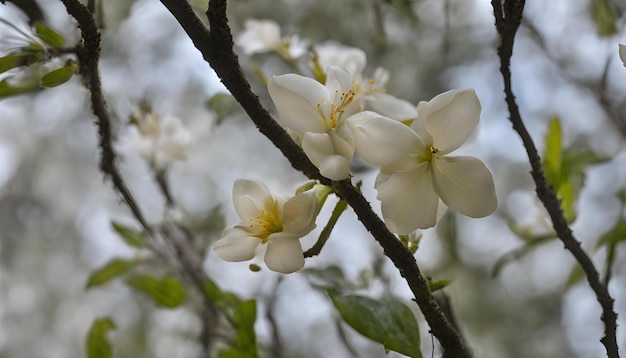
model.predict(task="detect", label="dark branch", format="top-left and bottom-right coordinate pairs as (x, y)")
top-left (59, 0), bottom-right (151, 232)
top-left (491, 1), bottom-right (619, 357)
top-left (158, 0), bottom-right (471, 356)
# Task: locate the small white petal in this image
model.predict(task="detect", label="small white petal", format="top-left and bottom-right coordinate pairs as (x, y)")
top-left (364, 92), bottom-right (417, 122)
top-left (302, 132), bottom-right (352, 180)
top-left (422, 89), bottom-right (481, 154)
top-left (214, 227), bottom-right (260, 262)
top-left (264, 233), bottom-right (305, 273)
top-left (235, 19), bottom-right (282, 55)
top-left (375, 163), bottom-right (440, 233)
top-left (232, 179), bottom-right (270, 218)
top-left (326, 66), bottom-right (354, 96)
top-left (620, 44), bottom-right (626, 67)
top-left (315, 42), bottom-right (366, 76)
top-left (431, 156), bottom-right (497, 218)
top-left (348, 111), bottom-right (423, 169)
top-left (282, 190), bottom-right (318, 235)
top-left (268, 74), bottom-right (329, 133)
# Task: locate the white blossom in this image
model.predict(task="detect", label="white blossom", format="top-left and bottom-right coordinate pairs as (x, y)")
top-left (235, 19), bottom-right (305, 58)
top-left (213, 179), bottom-right (318, 274)
top-left (348, 89), bottom-right (497, 234)
top-left (313, 42), bottom-right (417, 122)
top-left (268, 66), bottom-right (370, 180)
top-left (123, 111), bottom-right (191, 170)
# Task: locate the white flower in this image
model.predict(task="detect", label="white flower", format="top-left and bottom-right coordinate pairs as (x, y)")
top-left (348, 89), bottom-right (497, 234)
top-left (213, 179), bottom-right (318, 273)
top-left (124, 111), bottom-right (191, 170)
top-left (235, 19), bottom-right (305, 58)
top-left (313, 42), bottom-right (417, 122)
top-left (620, 44), bottom-right (626, 67)
top-left (268, 66), bottom-right (368, 180)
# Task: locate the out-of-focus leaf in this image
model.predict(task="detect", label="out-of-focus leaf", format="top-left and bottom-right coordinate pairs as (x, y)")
top-left (86, 318), bottom-right (116, 358)
top-left (302, 265), bottom-right (348, 291)
top-left (597, 220), bottom-right (626, 247)
top-left (86, 259), bottom-right (136, 288)
top-left (428, 278), bottom-right (451, 293)
top-left (493, 226), bottom-right (555, 278)
top-left (203, 279), bottom-right (241, 309)
top-left (111, 222), bottom-right (146, 248)
top-left (219, 300), bottom-right (258, 358)
top-left (566, 263), bottom-right (586, 287)
top-left (543, 117), bottom-right (562, 186)
top-left (126, 275), bottom-right (186, 308)
top-left (0, 78), bottom-right (39, 98)
top-left (592, 0), bottom-right (618, 36)
top-left (206, 93), bottom-right (239, 124)
top-left (329, 292), bottom-right (421, 358)
top-left (40, 64), bottom-right (74, 87)
top-left (34, 22), bottom-right (65, 48)
top-left (384, 0), bottom-right (418, 23)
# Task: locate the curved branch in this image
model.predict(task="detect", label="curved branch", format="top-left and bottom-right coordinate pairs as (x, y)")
top-left (158, 1), bottom-right (471, 357)
top-left (59, 0), bottom-right (151, 232)
top-left (491, 1), bottom-right (619, 357)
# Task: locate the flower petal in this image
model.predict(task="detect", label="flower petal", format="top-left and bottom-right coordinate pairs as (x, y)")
top-left (235, 19), bottom-right (282, 55)
top-left (364, 92), bottom-right (417, 122)
top-left (282, 190), bottom-right (318, 235)
top-left (268, 74), bottom-right (329, 133)
top-left (347, 111), bottom-right (423, 170)
top-left (431, 156), bottom-right (497, 218)
top-left (375, 163), bottom-right (440, 233)
top-left (213, 227), bottom-right (260, 262)
top-left (421, 89), bottom-right (481, 154)
top-left (232, 178), bottom-right (270, 219)
top-left (302, 132), bottom-right (351, 180)
top-left (265, 233), bottom-right (305, 273)
top-left (315, 42), bottom-right (366, 76)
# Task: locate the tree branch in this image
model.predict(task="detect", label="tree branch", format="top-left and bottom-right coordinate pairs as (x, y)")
top-left (491, 1), bottom-right (619, 357)
top-left (157, 1), bottom-right (471, 356)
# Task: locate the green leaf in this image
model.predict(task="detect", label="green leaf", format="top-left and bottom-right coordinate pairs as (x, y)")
top-left (126, 275), bottom-right (186, 308)
top-left (597, 220), bottom-right (626, 247)
top-left (86, 259), bottom-right (136, 288)
top-left (203, 279), bottom-right (241, 309)
top-left (111, 222), bottom-right (146, 248)
top-left (0, 78), bottom-right (39, 98)
top-left (206, 93), bottom-right (239, 124)
top-left (86, 318), bottom-right (116, 358)
top-left (219, 300), bottom-right (258, 358)
top-left (592, 0), bottom-right (618, 36)
top-left (428, 278), bottom-right (451, 293)
top-left (0, 54), bottom-right (22, 74)
top-left (543, 117), bottom-right (562, 186)
top-left (329, 292), bottom-right (421, 358)
top-left (40, 65), bottom-right (74, 88)
top-left (34, 22), bottom-right (65, 48)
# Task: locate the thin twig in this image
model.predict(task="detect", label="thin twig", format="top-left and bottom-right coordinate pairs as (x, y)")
top-left (59, 1), bottom-right (218, 354)
top-left (491, 1), bottom-right (619, 357)
top-left (158, 0), bottom-right (471, 356)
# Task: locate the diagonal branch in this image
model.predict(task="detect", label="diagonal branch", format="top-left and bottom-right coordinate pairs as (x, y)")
top-left (158, 0), bottom-right (471, 357)
top-left (491, 1), bottom-right (619, 357)
top-left (59, 0), bottom-right (151, 232)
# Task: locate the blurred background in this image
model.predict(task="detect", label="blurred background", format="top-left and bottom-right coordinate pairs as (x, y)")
top-left (0, 0), bottom-right (625, 357)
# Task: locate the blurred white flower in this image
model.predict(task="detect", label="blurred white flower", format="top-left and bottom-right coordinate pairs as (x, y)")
top-left (123, 110), bottom-right (191, 170)
top-left (235, 19), bottom-right (305, 59)
top-left (213, 179), bottom-right (318, 274)
top-left (313, 42), bottom-right (417, 122)
top-left (619, 44), bottom-right (626, 67)
top-left (348, 89), bottom-right (497, 233)
top-left (268, 66), bottom-right (370, 180)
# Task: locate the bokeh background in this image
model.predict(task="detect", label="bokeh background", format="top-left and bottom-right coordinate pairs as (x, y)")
top-left (0, 0), bottom-right (626, 357)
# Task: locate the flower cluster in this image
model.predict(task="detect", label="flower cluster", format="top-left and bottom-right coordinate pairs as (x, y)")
top-left (215, 19), bottom-right (497, 273)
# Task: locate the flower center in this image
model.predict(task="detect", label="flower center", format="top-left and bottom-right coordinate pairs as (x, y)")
top-left (248, 205), bottom-right (283, 242)
top-left (317, 89), bottom-right (356, 129)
